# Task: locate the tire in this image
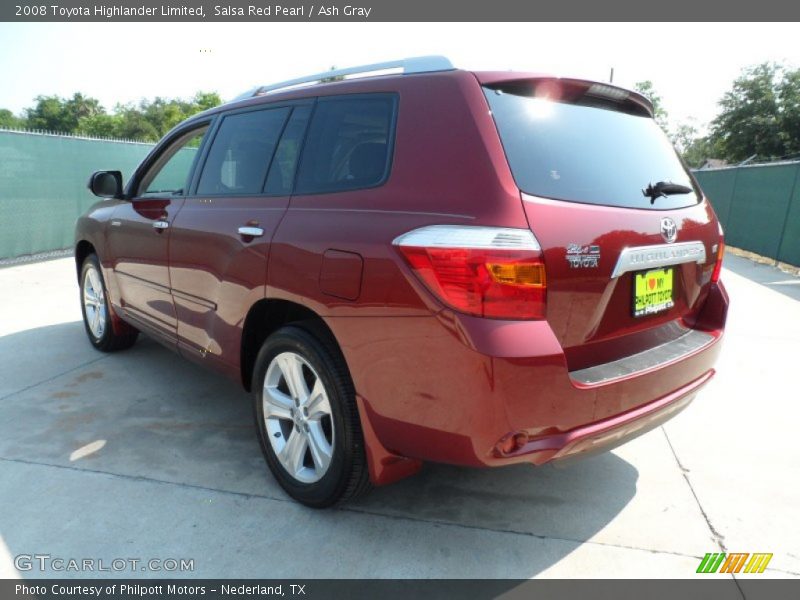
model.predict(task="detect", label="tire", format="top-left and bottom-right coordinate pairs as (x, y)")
top-left (252, 324), bottom-right (371, 507)
top-left (79, 253), bottom-right (138, 352)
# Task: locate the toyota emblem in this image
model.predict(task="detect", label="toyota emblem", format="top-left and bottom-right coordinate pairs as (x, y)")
top-left (661, 217), bottom-right (677, 243)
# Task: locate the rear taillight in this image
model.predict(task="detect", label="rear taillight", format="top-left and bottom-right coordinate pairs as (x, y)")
top-left (393, 225), bottom-right (546, 319)
top-left (711, 223), bottom-right (725, 283)
top-left (711, 240), bottom-right (725, 283)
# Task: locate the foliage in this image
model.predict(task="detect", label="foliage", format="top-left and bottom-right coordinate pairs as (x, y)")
top-left (0, 91), bottom-right (222, 141)
top-left (776, 68), bottom-right (800, 156)
top-left (25, 93), bottom-right (104, 132)
top-left (320, 65), bottom-right (345, 83)
top-left (634, 80), bottom-right (669, 130)
top-left (637, 64), bottom-right (800, 166)
top-left (0, 108), bottom-right (24, 128)
top-left (707, 63), bottom-right (785, 162)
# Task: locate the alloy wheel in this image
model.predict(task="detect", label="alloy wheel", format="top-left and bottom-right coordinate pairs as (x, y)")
top-left (82, 264), bottom-right (107, 339)
top-left (262, 351), bottom-right (335, 484)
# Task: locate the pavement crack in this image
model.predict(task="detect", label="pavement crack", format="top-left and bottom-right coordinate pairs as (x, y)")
top-left (661, 426), bottom-right (746, 600)
top-left (661, 427), bottom-right (727, 550)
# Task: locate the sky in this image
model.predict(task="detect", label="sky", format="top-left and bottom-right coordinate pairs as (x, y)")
top-left (1, 22), bottom-right (799, 132)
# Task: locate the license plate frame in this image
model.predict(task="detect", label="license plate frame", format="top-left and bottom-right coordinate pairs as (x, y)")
top-left (632, 267), bottom-right (675, 318)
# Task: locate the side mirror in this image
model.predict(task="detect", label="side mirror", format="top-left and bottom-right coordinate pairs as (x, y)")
top-left (88, 170), bottom-right (123, 199)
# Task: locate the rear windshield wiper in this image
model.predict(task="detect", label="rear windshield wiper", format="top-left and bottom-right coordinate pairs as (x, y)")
top-left (642, 181), bottom-right (693, 204)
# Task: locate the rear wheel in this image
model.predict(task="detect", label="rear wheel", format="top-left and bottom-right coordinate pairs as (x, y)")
top-left (252, 325), bottom-right (370, 507)
top-left (80, 254), bottom-right (138, 352)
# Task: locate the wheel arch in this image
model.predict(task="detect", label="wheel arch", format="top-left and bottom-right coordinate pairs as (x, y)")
top-left (240, 299), bottom-right (346, 392)
top-left (74, 239), bottom-right (96, 280)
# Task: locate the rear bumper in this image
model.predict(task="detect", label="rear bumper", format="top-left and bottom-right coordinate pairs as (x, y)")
top-left (498, 369), bottom-right (712, 465)
top-left (330, 280), bottom-right (728, 476)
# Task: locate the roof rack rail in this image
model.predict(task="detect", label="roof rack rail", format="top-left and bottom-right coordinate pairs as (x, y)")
top-left (231, 55), bottom-right (454, 101)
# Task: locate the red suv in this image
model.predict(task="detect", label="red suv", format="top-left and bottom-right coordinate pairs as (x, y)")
top-left (76, 56), bottom-right (728, 507)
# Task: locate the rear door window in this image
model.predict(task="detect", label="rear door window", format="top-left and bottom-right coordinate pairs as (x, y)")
top-left (196, 107), bottom-right (290, 196)
top-left (294, 94), bottom-right (397, 195)
top-left (484, 85), bottom-right (700, 210)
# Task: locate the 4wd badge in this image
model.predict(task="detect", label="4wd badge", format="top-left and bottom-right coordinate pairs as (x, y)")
top-left (566, 243), bottom-right (601, 268)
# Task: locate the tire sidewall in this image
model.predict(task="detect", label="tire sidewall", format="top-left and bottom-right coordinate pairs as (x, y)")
top-left (79, 255), bottom-right (112, 349)
top-left (252, 327), bottom-right (353, 507)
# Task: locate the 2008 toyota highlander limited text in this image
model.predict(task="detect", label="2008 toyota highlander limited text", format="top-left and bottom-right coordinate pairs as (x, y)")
top-left (75, 56), bottom-right (728, 507)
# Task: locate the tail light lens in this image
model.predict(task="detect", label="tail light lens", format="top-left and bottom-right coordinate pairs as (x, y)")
top-left (711, 223), bottom-right (725, 283)
top-left (393, 225), bottom-right (546, 319)
top-left (711, 240), bottom-right (725, 283)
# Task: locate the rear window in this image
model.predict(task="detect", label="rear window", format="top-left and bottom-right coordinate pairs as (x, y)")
top-left (484, 85), bottom-right (699, 210)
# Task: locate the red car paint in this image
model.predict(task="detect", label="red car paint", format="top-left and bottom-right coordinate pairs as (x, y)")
top-left (76, 69), bottom-right (728, 486)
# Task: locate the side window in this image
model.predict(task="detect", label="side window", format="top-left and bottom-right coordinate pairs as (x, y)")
top-left (196, 107), bottom-right (290, 196)
top-left (294, 95), bottom-right (396, 195)
top-left (265, 105), bottom-right (312, 195)
top-left (138, 126), bottom-right (208, 197)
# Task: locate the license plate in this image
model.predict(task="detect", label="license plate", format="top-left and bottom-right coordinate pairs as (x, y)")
top-left (633, 268), bottom-right (674, 317)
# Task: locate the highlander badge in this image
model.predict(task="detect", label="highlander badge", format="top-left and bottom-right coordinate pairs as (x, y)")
top-left (566, 243), bottom-right (600, 268)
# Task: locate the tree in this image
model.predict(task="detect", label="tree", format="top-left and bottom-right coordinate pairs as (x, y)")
top-left (65, 93), bottom-right (104, 124)
top-left (25, 93), bottom-right (105, 132)
top-left (25, 95), bottom-right (71, 131)
top-left (320, 66), bottom-right (345, 83)
top-left (108, 92), bottom-right (222, 141)
top-left (113, 105), bottom-right (160, 141)
top-left (632, 81), bottom-right (714, 166)
top-left (777, 68), bottom-right (800, 156)
top-left (192, 91), bottom-right (222, 113)
top-left (139, 97), bottom-right (191, 137)
top-left (708, 63), bottom-right (785, 162)
top-left (682, 136), bottom-right (720, 169)
top-left (0, 109), bottom-right (24, 128)
top-left (8, 90), bottom-right (221, 140)
top-left (78, 113), bottom-right (123, 138)
top-left (634, 80), bottom-right (669, 130)
top-left (669, 121), bottom-right (698, 155)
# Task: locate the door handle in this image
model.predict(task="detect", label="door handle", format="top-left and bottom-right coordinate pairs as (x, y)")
top-left (238, 226), bottom-right (264, 237)
top-left (153, 220), bottom-right (169, 230)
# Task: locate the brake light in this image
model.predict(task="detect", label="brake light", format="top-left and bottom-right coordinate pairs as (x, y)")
top-left (394, 225), bottom-right (546, 319)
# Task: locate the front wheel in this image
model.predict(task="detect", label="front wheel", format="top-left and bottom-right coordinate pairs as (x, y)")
top-left (80, 254), bottom-right (138, 352)
top-left (252, 325), bottom-right (371, 507)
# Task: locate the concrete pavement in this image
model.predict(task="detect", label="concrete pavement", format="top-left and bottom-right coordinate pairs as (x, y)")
top-left (0, 252), bottom-right (797, 582)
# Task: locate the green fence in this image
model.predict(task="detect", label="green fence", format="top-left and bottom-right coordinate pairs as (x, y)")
top-left (694, 162), bottom-right (800, 267)
top-left (0, 129), bottom-right (153, 259)
top-left (2, 129), bottom-right (799, 267)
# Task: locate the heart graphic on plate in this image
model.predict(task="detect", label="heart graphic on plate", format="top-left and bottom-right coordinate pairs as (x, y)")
top-left (648, 278), bottom-right (656, 290)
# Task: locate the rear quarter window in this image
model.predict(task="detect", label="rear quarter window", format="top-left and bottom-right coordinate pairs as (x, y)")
top-left (484, 85), bottom-right (700, 210)
top-left (294, 94), bottom-right (397, 195)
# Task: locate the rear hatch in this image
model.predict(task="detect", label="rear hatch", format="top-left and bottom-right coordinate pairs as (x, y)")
top-left (481, 75), bottom-right (723, 372)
